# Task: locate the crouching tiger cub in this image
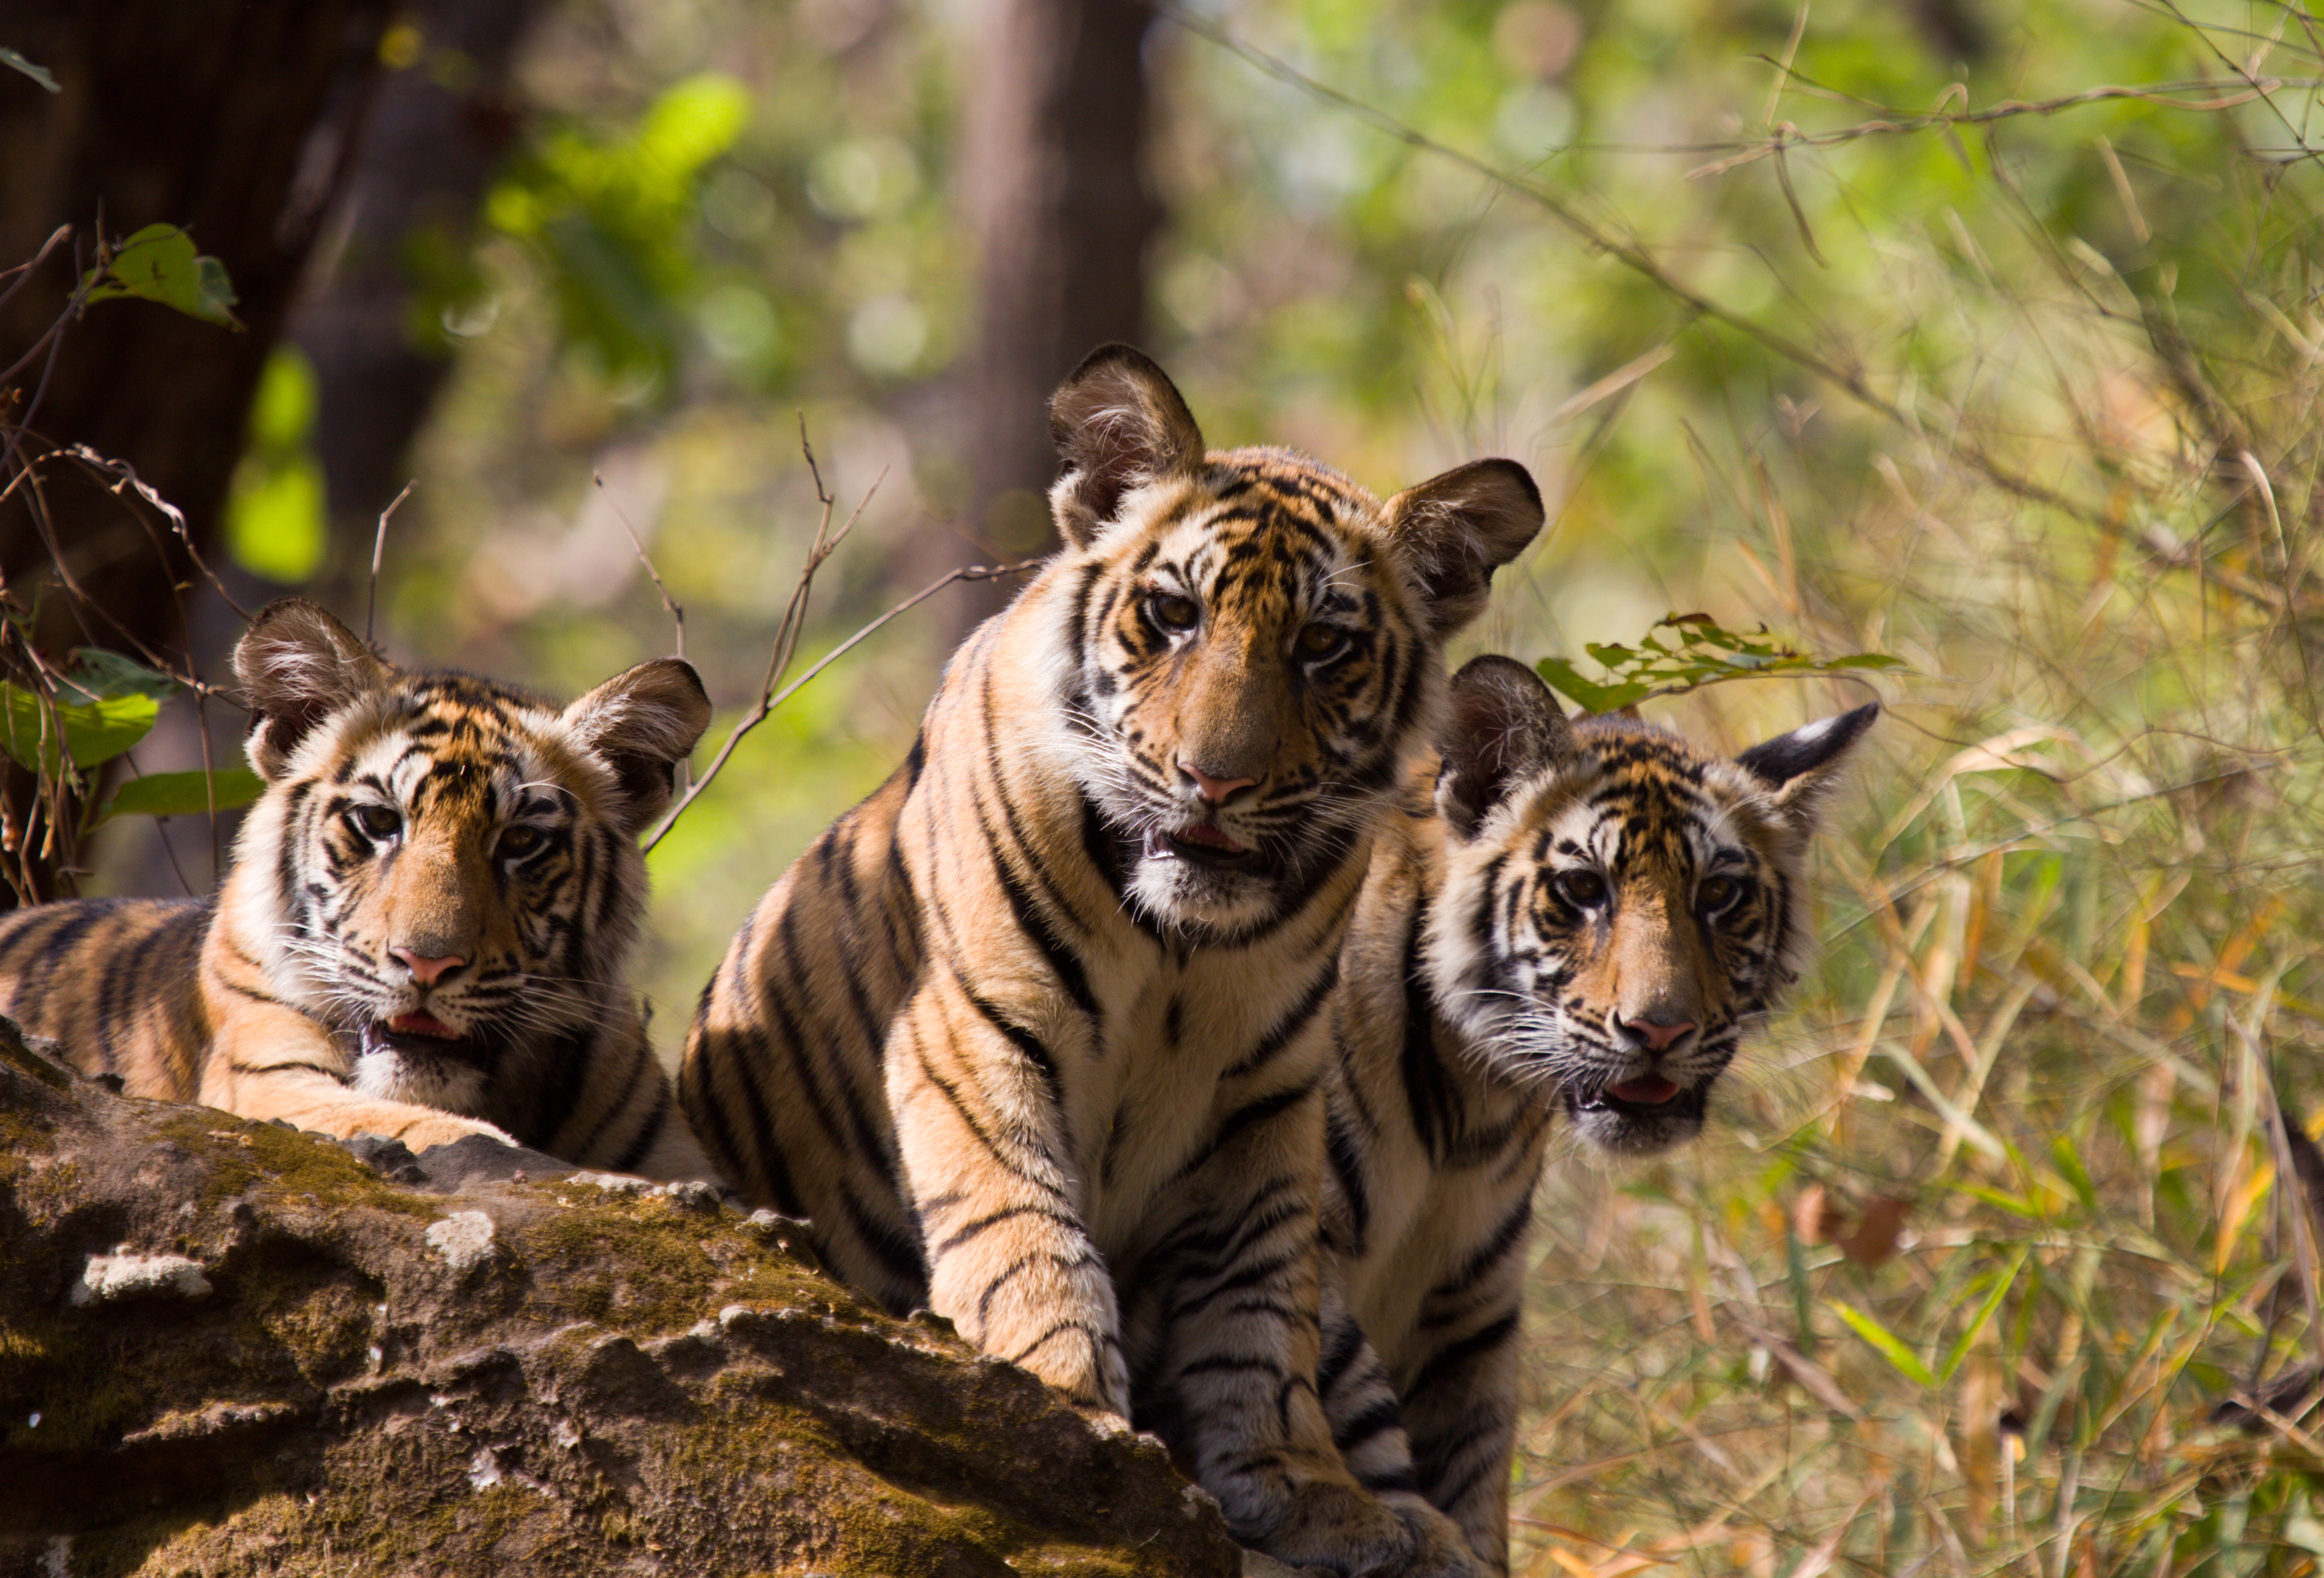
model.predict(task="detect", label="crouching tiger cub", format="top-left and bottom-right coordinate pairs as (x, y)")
top-left (683, 345), bottom-right (1544, 1576)
top-left (0, 597), bottom-right (718, 1176)
top-left (1322, 657), bottom-right (1876, 1573)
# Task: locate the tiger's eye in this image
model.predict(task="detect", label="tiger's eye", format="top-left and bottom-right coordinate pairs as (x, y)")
top-left (499, 824), bottom-right (545, 859)
top-left (1555, 870), bottom-right (1608, 909)
top-left (1699, 874), bottom-right (1741, 913)
top-left (1295, 623), bottom-right (1349, 661)
top-left (347, 804), bottom-right (401, 841)
top-left (1147, 592), bottom-right (1199, 633)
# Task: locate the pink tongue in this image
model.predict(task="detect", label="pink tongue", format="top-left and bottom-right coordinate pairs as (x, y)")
top-left (391, 1011), bottom-right (455, 1038)
top-left (1608, 1075), bottom-right (1680, 1105)
top-left (1180, 823), bottom-right (1247, 853)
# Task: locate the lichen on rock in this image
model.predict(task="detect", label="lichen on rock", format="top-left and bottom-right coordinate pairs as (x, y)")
top-left (0, 1018), bottom-right (1239, 1578)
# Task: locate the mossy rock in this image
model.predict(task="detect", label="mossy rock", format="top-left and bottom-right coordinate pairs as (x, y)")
top-left (0, 1020), bottom-right (1237, 1578)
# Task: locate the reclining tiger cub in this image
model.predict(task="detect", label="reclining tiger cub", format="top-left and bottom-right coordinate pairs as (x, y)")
top-left (1318, 655), bottom-right (1876, 1574)
top-left (0, 597), bottom-right (718, 1178)
top-left (683, 344), bottom-right (1544, 1577)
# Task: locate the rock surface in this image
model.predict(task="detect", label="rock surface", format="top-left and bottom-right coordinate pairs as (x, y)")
top-left (0, 1022), bottom-right (1240, 1578)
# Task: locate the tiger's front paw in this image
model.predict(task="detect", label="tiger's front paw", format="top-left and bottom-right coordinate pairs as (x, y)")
top-left (1247, 1485), bottom-right (1481, 1578)
top-left (1376, 1494), bottom-right (1485, 1578)
top-left (392, 1112), bottom-right (520, 1154)
top-left (1240, 1479), bottom-right (1481, 1578)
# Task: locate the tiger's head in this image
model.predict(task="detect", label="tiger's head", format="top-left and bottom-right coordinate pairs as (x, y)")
top-left (1040, 346), bottom-right (1544, 936)
top-left (228, 599), bottom-right (712, 1114)
top-left (1426, 655), bottom-right (1875, 1154)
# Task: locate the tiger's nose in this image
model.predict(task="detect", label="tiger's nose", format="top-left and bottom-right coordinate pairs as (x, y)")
top-left (1179, 762), bottom-right (1257, 807)
top-left (392, 948), bottom-right (467, 985)
top-left (1615, 1014), bottom-right (1697, 1053)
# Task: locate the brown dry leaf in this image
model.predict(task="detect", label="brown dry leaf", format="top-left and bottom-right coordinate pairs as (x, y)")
top-left (1839, 1197), bottom-right (1910, 1269)
top-left (1793, 1182), bottom-right (1845, 1246)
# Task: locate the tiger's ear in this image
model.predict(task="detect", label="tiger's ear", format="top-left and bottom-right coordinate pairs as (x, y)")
top-left (1437, 655), bottom-right (1574, 839)
top-left (564, 657), bottom-right (714, 838)
top-left (233, 597), bottom-right (393, 781)
top-left (1734, 701), bottom-right (1878, 830)
top-left (1382, 459), bottom-right (1544, 637)
top-left (1048, 343), bottom-right (1208, 548)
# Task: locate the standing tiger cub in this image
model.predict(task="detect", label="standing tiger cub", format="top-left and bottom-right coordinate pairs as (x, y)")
top-left (1322, 656), bottom-right (1876, 1572)
top-left (683, 346), bottom-right (1543, 1576)
top-left (0, 597), bottom-right (718, 1177)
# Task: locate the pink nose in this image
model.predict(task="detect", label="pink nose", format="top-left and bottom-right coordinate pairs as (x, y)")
top-left (1620, 1015), bottom-right (1697, 1052)
top-left (1180, 763), bottom-right (1257, 807)
top-left (392, 949), bottom-right (467, 985)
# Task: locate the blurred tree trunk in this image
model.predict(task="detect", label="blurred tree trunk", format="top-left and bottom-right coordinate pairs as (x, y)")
top-left (935, 0), bottom-right (1161, 637)
top-left (0, 0), bottom-right (393, 902)
top-left (295, 0), bottom-right (542, 613)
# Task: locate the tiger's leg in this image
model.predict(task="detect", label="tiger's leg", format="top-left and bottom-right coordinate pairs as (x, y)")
top-left (1139, 1088), bottom-right (1478, 1577)
top-left (1316, 1280), bottom-right (1426, 1500)
top-left (886, 973), bottom-right (1128, 1415)
top-left (1395, 1278), bottom-right (1527, 1575)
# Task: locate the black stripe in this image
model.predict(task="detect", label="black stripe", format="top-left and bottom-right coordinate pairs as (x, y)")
top-left (1406, 1312), bottom-right (1519, 1399)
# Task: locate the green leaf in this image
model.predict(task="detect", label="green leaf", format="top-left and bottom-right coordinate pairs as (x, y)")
top-left (1934, 1248), bottom-right (2029, 1384)
top-left (1534, 613), bottom-right (1904, 715)
top-left (1535, 656), bottom-right (1652, 713)
top-left (0, 46), bottom-right (58, 92)
top-left (62, 649), bottom-right (176, 705)
top-left (0, 683), bottom-right (159, 775)
top-left (1828, 1298), bottom-right (1938, 1388)
top-left (82, 223), bottom-right (242, 329)
top-left (96, 768), bottom-right (265, 824)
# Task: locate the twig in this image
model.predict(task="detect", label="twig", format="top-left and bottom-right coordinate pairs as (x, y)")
top-left (594, 470), bottom-right (684, 662)
top-left (60, 443), bottom-right (251, 621)
top-left (638, 433), bottom-right (888, 855)
top-left (366, 479), bottom-right (413, 648)
top-left (636, 554), bottom-right (1047, 856)
top-left (0, 223), bottom-right (71, 317)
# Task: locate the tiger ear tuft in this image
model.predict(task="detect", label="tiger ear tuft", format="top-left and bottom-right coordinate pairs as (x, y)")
top-left (1383, 459), bottom-right (1545, 638)
top-left (1734, 701), bottom-right (1878, 827)
top-left (1047, 344), bottom-right (1208, 547)
top-left (1436, 655), bottom-right (1574, 839)
top-left (564, 657), bottom-right (714, 838)
top-left (233, 597), bottom-right (392, 781)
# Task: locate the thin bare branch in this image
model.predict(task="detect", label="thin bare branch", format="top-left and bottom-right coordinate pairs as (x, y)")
top-left (641, 552), bottom-right (1034, 855)
top-left (367, 479), bottom-right (414, 648)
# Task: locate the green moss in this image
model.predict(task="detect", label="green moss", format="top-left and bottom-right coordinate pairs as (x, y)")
top-left (236, 1269), bottom-right (377, 1388)
top-left (155, 1112), bottom-right (437, 1222)
top-left (0, 1313), bottom-right (147, 1451)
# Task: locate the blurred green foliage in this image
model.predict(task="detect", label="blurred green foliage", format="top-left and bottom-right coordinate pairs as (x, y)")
top-left (483, 71), bottom-right (753, 393)
top-left (225, 347), bottom-right (327, 584)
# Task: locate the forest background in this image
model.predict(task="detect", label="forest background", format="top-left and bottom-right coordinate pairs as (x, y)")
top-left (4, 0), bottom-right (2322, 1570)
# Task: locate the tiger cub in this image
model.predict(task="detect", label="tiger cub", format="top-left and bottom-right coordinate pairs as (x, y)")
top-left (1323, 656), bottom-right (1876, 1573)
top-left (0, 597), bottom-right (718, 1176)
top-left (683, 346), bottom-right (1544, 1576)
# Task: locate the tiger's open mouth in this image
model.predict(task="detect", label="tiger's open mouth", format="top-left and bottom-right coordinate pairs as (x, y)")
top-left (1570, 1074), bottom-right (1705, 1125)
top-left (1143, 822), bottom-right (1269, 872)
top-left (363, 1012), bottom-right (481, 1064)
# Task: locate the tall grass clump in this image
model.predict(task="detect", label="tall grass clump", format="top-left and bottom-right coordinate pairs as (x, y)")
top-left (1301, 3), bottom-right (2324, 1573)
